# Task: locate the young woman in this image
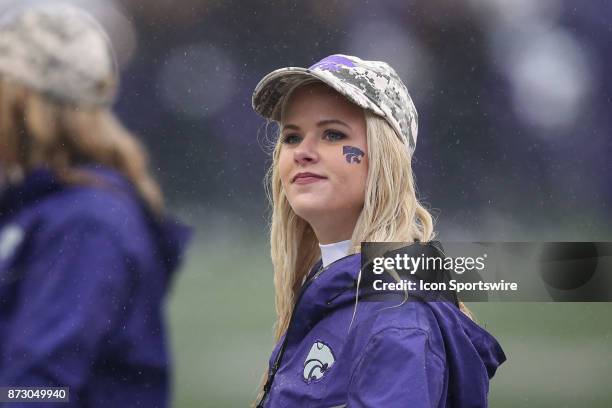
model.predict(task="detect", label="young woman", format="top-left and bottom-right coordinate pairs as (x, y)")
top-left (252, 55), bottom-right (506, 407)
top-left (0, 5), bottom-right (190, 407)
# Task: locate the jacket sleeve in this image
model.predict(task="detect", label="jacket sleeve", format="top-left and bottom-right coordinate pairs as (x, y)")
top-left (347, 327), bottom-right (445, 408)
top-left (0, 219), bottom-right (132, 406)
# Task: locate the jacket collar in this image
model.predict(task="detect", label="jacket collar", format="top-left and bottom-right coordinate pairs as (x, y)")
top-left (287, 254), bottom-right (361, 341)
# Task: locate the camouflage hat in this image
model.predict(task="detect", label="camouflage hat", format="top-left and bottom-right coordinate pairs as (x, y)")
top-left (0, 3), bottom-right (117, 107)
top-left (252, 54), bottom-right (418, 153)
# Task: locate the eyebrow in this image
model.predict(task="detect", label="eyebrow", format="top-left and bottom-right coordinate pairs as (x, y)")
top-left (282, 119), bottom-right (352, 131)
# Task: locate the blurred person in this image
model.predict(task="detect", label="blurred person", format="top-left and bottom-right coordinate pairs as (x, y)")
top-left (0, 4), bottom-right (190, 407)
top-left (252, 54), bottom-right (506, 407)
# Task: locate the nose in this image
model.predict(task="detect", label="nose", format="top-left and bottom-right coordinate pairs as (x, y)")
top-left (294, 134), bottom-right (319, 165)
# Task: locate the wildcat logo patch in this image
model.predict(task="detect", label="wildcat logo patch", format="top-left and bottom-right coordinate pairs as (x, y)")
top-left (303, 341), bottom-right (335, 382)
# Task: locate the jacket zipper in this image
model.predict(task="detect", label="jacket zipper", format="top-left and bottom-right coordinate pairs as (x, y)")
top-left (257, 254), bottom-right (352, 407)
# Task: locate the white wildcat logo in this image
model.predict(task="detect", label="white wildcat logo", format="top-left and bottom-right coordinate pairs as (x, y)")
top-left (303, 341), bottom-right (335, 382)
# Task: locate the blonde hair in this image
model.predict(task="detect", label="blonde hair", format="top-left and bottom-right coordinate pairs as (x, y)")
top-left (0, 77), bottom-right (163, 214)
top-left (255, 82), bottom-right (472, 405)
top-left (267, 109), bottom-right (439, 335)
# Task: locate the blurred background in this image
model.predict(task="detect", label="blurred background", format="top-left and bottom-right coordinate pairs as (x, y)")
top-left (2, 0), bottom-right (611, 406)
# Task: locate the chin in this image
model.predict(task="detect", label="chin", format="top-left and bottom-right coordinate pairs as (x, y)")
top-left (289, 198), bottom-right (329, 222)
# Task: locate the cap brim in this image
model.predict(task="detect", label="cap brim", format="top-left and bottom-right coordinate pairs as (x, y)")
top-left (252, 66), bottom-right (384, 121)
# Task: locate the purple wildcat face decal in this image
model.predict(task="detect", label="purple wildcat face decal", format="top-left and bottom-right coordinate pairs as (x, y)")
top-left (309, 55), bottom-right (356, 72)
top-left (343, 145), bottom-right (365, 164)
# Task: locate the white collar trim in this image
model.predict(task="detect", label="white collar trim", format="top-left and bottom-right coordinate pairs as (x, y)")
top-left (319, 239), bottom-right (352, 268)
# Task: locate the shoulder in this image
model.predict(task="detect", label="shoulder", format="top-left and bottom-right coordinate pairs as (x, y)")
top-left (52, 179), bottom-right (145, 226)
top-left (362, 299), bottom-right (446, 339)
top-left (344, 300), bottom-right (458, 365)
top-left (25, 178), bottom-right (154, 254)
top-left (343, 301), bottom-right (449, 404)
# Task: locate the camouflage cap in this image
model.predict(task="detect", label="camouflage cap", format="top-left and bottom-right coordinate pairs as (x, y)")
top-left (252, 54), bottom-right (418, 153)
top-left (0, 3), bottom-right (117, 107)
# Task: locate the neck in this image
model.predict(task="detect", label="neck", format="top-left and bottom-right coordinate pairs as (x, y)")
top-left (310, 217), bottom-right (355, 245)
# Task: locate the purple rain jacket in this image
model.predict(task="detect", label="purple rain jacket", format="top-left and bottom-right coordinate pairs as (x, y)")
top-left (0, 166), bottom-right (191, 407)
top-left (258, 246), bottom-right (506, 408)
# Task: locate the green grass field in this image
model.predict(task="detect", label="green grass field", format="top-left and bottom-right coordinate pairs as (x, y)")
top-left (167, 218), bottom-right (612, 407)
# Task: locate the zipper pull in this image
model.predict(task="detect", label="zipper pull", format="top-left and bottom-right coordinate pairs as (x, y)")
top-left (312, 264), bottom-right (326, 280)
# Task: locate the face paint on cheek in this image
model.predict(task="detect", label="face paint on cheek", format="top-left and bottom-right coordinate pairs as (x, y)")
top-left (343, 145), bottom-right (365, 164)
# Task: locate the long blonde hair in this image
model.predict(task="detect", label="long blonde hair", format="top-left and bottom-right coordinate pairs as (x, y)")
top-left (266, 108), bottom-right (435, 338)
top-left (256, 82), bottom-right (473, 405)
top-left (0, 77), bottom-right (163, 214)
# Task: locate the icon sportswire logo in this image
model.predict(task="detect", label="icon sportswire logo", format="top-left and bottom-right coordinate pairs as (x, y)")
top-left (303, 341), bottom-right (335, 382)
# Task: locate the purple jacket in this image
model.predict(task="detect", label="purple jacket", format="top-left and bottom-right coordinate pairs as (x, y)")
top-left (259, 247), bottom-right (506, 407)
top-left (0, 167), bottom-right (191, 407)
